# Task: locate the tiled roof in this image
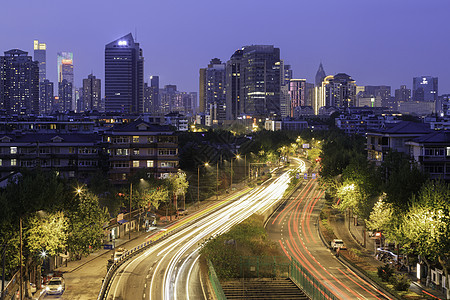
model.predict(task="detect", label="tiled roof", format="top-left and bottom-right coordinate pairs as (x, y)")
top-left (0, 133), bottom-right (102, 143)
top-left (410, 131), bottom-right (450, 144)
top-left (110, 120), bottom-right (172, 132)
top-left (379, 121), bottom-right (432, 134)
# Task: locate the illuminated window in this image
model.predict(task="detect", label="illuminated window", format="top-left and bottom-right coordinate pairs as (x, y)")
top-left (11, 159), bottom-right (17, 166)
top-left (133, 161), bottom-right (139, 168)
top-left (10, 147), bottom-right (17, 154)
top-left (147, 160), bottom-right (154, 168)
top-left (0, 159), bottom-right (2, 166)
top-left (133, 136), bottom-right (139, 143)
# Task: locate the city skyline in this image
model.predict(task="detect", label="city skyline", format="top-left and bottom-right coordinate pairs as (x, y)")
top-left (1, 0), bottom-right (449, 95)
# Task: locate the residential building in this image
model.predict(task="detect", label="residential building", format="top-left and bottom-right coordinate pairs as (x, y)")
top-left (322, 73), bottom-right (357, 109)
top-left (199, 58), bottom-right (226, 123)
top-left (0, 49), bottom-right (39, 115)
top-left (105, 33), bottom-right (144, 113)
top-left (407, 131), bottom-right (450, 181)
top-left (0, 132), bottom-right (103, 180)
top-left (40, 79), bottom-right (54, 114)
top-left (366, 121), bottom-right (433, 166)
top-left (150, 76), bottom-right (160, 114)
top-left (82, 74), bottom-right (101, 112)
top-left (289, 79), bottom-right (306, 117)
top-left (57, 79), bottom-right (73, 112)
top-left (395, 85), bottom-right (411, 102)
top-left (103, 120), bottom-right (178, 182)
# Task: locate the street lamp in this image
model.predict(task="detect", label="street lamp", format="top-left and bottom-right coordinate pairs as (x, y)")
top-left (197, 163), bottom-right (208, 207)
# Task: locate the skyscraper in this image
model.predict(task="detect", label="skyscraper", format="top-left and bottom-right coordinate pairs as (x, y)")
top-left (105, 33), bottom-right (144, 113)
top-left (315, 63), bottom-right (326, 87)
top-left (57, 52), bottom-right (74, 111)
top-left (34, 40), bottom-right (46, 82)
top-left (150, 76), bottom-right (160, 114)
top-left (199, 58), bottom-right (226, 122)
top-left (0, 49), bottom-right (39, 115)
top-left (413, 76), bottom-right (438, 102)
top-left (82, 74), bottom-right (101, 112)
top-left (225, 45), bottom-right (281, 119)
top-left (363, 86), bottom-right (391, 107)
top-left (395, 85), bottom-right (411, 102)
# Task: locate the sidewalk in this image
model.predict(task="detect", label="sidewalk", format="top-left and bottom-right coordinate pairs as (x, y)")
top-left (329, 209), bottom-right (446, 300)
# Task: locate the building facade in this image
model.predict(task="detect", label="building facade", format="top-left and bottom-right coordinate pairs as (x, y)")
top-left (82, 74), bottom-right (101, 112)
top-left (413, 76), bottom-right (438, 102)
top-left (105, 33), bottom-right (144, 114)
top-left (322, 73), bottom-right (356, 109)
top-left (103, 120), bottom-right (178, 183)
top-left (57, 52), bottom-right (74, 111)
top-left (199, 58), bottom-right (226, 123)
top-left (0, 49), bottom-right (39, 115)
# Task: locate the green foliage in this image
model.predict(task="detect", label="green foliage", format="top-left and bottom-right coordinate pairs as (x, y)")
top-left (66, 191), bottom-right (109, 258)
top-left (366, 196), bottom-right (394, 233)
top-left (377, 264), bottom-right (394, 282)
top-left (143, 186), bottom-right (169, 210)
top-left (391, 274), bottom-right (410, 291)
top-left (25, 211), bottom-right (68, 257)
top-left (200, 215), bottom-right (279, 280)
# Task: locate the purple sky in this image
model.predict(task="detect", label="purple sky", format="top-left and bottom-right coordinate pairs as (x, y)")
top-left (1, 0), bottom-right (449, 95)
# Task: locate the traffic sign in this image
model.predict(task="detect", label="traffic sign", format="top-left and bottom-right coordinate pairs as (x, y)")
top-left (303, 173), bottom-right (308, 179)
top-left (312, 173), bottom-right (316, 179)
top-left (296, 173), bottom-right (300, 179)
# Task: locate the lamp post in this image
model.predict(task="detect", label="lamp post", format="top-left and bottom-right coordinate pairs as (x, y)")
top-left (129, 183), bottom-right (132, 240)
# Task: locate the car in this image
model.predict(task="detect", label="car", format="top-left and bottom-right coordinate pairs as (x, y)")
top-left (177, 208), bottom-right (188, 216)
top-left (46, 277), bottom-right (65, 295)
top-left (331, 239), bottom-right (345, 251)
top-left (113, 247), bottom-right (127, 261)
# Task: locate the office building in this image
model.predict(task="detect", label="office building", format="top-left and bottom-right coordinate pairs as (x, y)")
top-left (225, 45), bottom-right (281, 119)
top-left (57, 52), bottom-right (74, 111)
top-left (150, 76), bottom-right (159, 114)
top-left (225, 49), bottom-right (243, 120)
top-left (199, 58), bottom-right (226, 122)
top-left (0, 49), bottom-right (39, 115)
top-left (34, 40), bottom-right (46, 82)
top-left (364, 86), bottom-right (391, 107)
top-left (82, 74), bottom-right (101, 112)
top-left (105, 33), bottom-right (144, 113)
top-left (413, 76), bottom-right (438, 102)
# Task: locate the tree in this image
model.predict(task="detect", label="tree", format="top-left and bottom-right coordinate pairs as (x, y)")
top-left (167, 171), bottom-right (189, 209)
top-left (65, 191), bottom-right (109, 259)
top-left (401, 180), bottom-right (450, 297)
top-left (366, 195), bottom-right (394, 233)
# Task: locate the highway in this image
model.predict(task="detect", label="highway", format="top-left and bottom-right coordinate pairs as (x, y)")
top-left (105, 163), bottom-right (299, 300)
top-left (266, 174), bottom-right (392, 300)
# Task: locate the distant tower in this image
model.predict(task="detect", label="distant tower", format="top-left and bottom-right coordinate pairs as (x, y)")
top-left (0, 49), bottom-right (39, 115)
top-left (82, 74), bottom-right (101, 112)
top-left (412, 76), bottom-right (438, 102)
top-left (105, 33), bottom-right (144, 113)
top-left (315, 63), bottom-right (326, 87)
top-left (199, 58), bottom-right (226, 122)
top-left (57, 52), bottom-right (74, 111)
top-left (34, 40), bottom-right (46, 82)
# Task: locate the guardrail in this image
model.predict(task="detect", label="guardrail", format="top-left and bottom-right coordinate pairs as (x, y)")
top-left (1, 270), bottom-right (19, 300)
top-left (207, 260), bottom-right (226, 300)
top-left (97, 187), bottom-right (253, 300)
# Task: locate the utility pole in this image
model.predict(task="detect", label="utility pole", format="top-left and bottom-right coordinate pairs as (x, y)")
top-left (19, 218), bottom-right (23, 300)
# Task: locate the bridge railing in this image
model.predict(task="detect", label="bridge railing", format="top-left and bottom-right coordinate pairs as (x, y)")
top-left (290, 259), bottom-right (338, 300)
top-left (207, 260), bottom-right (226, 300)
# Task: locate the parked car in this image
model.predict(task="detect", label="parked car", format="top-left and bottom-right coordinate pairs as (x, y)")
top-left (331, 239), bottom-right (346, 251)
top-left (46, 277), bottom-right (65, 295)
top-left (113, 247), bottom-right (127, 261)
top-left (177, 208), bottom-right (188, 216)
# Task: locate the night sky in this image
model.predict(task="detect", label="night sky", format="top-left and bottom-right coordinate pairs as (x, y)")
top-left (1, 0), bottom-right (449, 95)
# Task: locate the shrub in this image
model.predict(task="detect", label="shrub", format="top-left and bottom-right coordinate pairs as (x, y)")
top-left (377, 264), bottom-right (394, 282)
top-left (391, 274), bottom-right (410, 291)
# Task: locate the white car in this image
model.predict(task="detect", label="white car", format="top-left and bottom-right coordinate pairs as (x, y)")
top-left (46, 277), bottom-right (65, 295)
top-left (331, 239), bottom-right (345, 251)
top-left (113, 248), bottom-right (127, 261)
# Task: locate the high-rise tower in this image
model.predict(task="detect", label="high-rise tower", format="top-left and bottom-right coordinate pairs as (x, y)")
top-left (315, 63), bottom-right (326, 87)
top-left (199, 58), bottom-right (226, 122)
top-left (105, 33), bottom-right (144, 113)
top-left (0, 49), bottom-right (39, 115)
top-left (57, 52), bottom-right (74, 111)
top-left (82, 74), bottom-right (101, 112)
top-left (413, 76), bottom-right (438, 102)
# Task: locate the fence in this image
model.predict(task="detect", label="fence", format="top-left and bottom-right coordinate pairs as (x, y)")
top-left (207, 260), bottom-right (226, 300)
top-left (239, 256), bottom-right (290, 279)
top-left (290, 259), bottom-right (338, 300)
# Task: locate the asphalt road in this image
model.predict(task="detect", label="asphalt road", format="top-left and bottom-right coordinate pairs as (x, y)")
top-left (106, 166), bottom-right (296, 300)
top-left (266, 177), bottom-right (393, 300)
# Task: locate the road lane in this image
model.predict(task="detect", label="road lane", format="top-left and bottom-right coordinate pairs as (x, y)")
top-left (267, 175), bottom-right (392, 300)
